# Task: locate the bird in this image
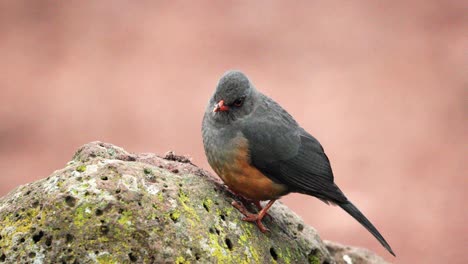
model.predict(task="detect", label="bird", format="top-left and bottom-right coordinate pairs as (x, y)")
top-left (201, 70), bottom-right (395, 256)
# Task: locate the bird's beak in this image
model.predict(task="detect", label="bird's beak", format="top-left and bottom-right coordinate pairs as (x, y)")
top-left (213, 100), bottom-right (230, 112)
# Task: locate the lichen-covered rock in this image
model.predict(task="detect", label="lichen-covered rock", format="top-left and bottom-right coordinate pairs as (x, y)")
top-left (0, 142), bottom-right (387, 264)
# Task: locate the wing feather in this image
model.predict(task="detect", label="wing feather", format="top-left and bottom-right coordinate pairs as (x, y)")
top-left (241, 95), bottom-right (347, 203)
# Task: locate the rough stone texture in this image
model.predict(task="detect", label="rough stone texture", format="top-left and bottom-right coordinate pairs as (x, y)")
top-left (0, 142), bottom-right (388, 264)
top-left (325, 241), bottom-right (388, 264)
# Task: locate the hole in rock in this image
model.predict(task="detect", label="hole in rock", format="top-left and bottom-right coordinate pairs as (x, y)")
top-left (225, 238), bottom-right (233, 251)
top-left (270, 247), bottom-right (278, 260)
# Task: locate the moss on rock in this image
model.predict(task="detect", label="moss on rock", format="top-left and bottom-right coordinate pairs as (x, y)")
top-left (0, 142), bottom-right (387, 264)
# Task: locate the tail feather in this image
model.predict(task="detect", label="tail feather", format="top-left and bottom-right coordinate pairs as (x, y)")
top-left (339, 202), bottom-right (395, 256)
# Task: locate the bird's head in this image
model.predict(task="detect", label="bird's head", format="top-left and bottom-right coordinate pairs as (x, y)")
top-left (209, 70), bottom-right (256, 123)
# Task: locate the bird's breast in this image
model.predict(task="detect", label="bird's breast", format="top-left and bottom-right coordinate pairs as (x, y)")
top-left (204, 133), bottom-right (288, 201)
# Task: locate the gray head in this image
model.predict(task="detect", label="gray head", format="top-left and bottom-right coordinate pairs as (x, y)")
top-left (208, 70), bottom-right (257, 124)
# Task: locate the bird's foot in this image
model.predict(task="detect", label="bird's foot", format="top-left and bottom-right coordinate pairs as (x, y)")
top-left (241, 215), bottom-right (270, 233)
top-left (231, 201), bottom-right (270, 232)
top-left (232, 199), bottom-right (278, 233)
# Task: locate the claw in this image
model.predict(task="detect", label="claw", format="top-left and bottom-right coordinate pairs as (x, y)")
top-left (256, 220), bottom-right (270, 233)
top-left (240, 213), bottom-right (270, 233)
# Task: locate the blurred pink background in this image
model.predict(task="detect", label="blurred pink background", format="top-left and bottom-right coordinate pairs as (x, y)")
top-left (0, 1), bottom-right (466, 263)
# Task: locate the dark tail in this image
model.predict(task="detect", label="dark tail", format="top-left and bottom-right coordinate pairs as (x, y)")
top-left (339, 202), bottom-right (395, 256)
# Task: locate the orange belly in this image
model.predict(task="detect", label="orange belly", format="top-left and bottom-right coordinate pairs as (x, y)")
top-left (211, 137), bottom-right (288, 201)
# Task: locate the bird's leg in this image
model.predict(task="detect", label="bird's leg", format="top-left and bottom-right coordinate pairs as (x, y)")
top-left (228, 189), bottom-right (268, 214)
top-left (253, 201), bottom-right (272, 220)
top-left (228, 189), bottom-right (272, 222)
top-left (231, 200), bottom-right (256, 218)
top-left (234, 199), bottom-right (277, 233)
top-left (232, 199), bottom-right (271, 218)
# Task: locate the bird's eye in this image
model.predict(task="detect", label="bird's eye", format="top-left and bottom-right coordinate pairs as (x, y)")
top-left (233, 98), bottom-right (244, 107)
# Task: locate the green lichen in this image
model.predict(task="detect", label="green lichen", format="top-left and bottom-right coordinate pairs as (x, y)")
top-left (73, 203), bottom-right (92, 227)
top-left (308, 254), bottom-right (320, 264)
top-left (57, 180), bottom-right (64, 188)
top-left (76, 165), bottom-right (87, 172)
top-left (0, 208), bottom-right (41, 250)
top-left (178, 188), bottom-right (190, 203)
top-left (239, 234), bottom-right (248, 243)
top-left (117, 210), bottom-right (133, 227)
top-left (237, 225), bottom-right (256, 249)
top-left (157, 191), bottom-right (164, 202)
top-left (169, 210), bottom-right (181, 222)
top-left (202, 198), bottom-right (213, 211)
top-left (283, 247), bottom-right (293, 264)
top-left (207, 232), bottom-right (229, 263)
top-left (203, 221), bottom-right (258, 264)
top-left (177, 189), bottom-right (200, 224)
top-left (97, 253), bottom-right (116, 264)
top-left (175, 256), bottom-right (190, 264)
top-left (237, 222), bottom-right (260, 263)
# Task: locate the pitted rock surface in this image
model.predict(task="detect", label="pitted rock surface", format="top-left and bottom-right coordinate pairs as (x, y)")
top-left (0, 142), bottom-right (388, 264)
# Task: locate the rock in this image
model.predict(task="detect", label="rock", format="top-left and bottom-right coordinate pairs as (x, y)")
top-left (0, 142), bottom-right (387, 264)
top-left (325, 241), bottom-right (389, 264)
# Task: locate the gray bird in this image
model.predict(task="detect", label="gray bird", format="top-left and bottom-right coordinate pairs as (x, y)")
top-left (202, 70), bottom-right (395, 256)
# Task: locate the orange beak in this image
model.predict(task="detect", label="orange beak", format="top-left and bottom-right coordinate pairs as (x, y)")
top-left (213, 100), bottom-right (230, 112)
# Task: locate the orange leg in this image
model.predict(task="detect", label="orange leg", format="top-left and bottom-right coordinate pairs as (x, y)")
top-left (227, 188), bottom-right (269, 215)
top-left (232, 199), bottom-right (276, 233)
top-left (231, 201), bottom-right (256, 218)
top-left (253, 201), bottom-right (272, 219)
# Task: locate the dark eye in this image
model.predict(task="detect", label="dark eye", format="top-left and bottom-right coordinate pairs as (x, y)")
top-left (233, 98), bottom-right (244, 107)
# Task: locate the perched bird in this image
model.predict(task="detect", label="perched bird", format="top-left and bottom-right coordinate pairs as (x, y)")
top-left (202, 70), bottom-right (395, 256)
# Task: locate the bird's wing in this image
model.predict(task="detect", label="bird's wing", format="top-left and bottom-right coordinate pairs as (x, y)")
top-left (241, 98), bottom-right (347, 203)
